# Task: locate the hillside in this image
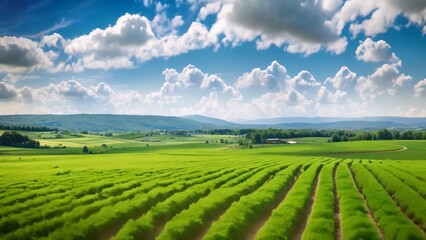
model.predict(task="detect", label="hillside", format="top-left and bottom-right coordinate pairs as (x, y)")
top-left (0, 114), bottom-right (218, 132)
top-left (1, 114), bottom-right (425, 131)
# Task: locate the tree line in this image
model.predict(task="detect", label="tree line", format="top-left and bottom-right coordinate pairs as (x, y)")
top-left (0, 131), bottom-right (41, 148)
top-left (0, 125), bottom-right (59, 132)
top-left (330, 129), bottom-right (426, 142)
top-left (244, 129), bottom-right (356, 144)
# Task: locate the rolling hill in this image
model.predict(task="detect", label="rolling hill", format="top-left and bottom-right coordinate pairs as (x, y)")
top-left (0, 114), bottom-right (425, 131)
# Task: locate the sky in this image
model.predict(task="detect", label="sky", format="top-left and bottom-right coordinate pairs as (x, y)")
top-left (0, 0), bottom-right (425, 121)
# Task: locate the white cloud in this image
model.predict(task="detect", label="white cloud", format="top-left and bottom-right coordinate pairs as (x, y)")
top-left (210, 0), bottom-right (347, 55)
top-left (64, 13), bottom-right (156, 70)
top-left (321, 0), bottom-right (342, 12)
top-left (198, 1), bottom-right (222, 20)
top-left (289, 70), bottom-right (321, 93)
top-left (151, 3), bottom-right (184, 37)
top-left (0, 81), bottom-right (19, 100)
top-left (64, 13), bottom-right (216, 71)
top-left (356, 63), bottom-right (411, 101)
top-left (0, 36), bottom-right (52, 73)
top-left (235, 61), bottom-right (289, 90)
top-left (325, 66), bottom-right (357, 90)
top-left (40, 33), bottom-right (66, 48)
top-left (148, 64), bottom-right (237, 102)
top-left (250, 89), bottom-right (313, 116)
top-left (331, 0), bottom-right (426, 37)
top-left (355, 38), bottom-right (399, 63)
top-left (316, 86), bottom-right (346, 104)
top-left (414, 79), bottom-right (426, 97)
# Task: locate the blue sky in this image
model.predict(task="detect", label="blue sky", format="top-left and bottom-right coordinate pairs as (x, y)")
top-left (0, 0), bottom-right (425, 120)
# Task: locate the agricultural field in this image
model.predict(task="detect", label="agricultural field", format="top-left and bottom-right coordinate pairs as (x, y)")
top-left (0, 132), bottom-right (425, 239)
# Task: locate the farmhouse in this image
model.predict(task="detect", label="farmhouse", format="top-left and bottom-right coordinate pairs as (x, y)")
top-left (266, 138), bottom-right (282, 144)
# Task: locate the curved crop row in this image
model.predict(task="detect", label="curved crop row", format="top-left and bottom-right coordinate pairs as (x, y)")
top-left (255, 164), bottom-right (321, 240)
top-left (113, 166), bottom-right (262, 240)
top-left (381, 164), bottom-right (426, 199)
top-left (335, 163), bottom-right (380, 240)
top-left (203, 164), bottom-right (302, 240)
top-left (0, 169), bottom-right (133, 204)
top-left (0, 168), bottom-right (193, 234)
top-left (302, 163), bottom-right (336, 240)
top-left (351, 163), bottom-right (425, 239)
top-left (155, 164), bottom-right (293, 240)
top-left (44, 168), bottom-right (239, 240)
top-left (363, 163), bottom-right (426, 229)
top-left (1, 168), bottom-right (222, 239)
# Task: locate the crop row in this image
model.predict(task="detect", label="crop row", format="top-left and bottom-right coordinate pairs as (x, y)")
top-left (381, 164), bottom-right (426, 199)
top-left (335, 163), bottom-right (381, 240)
top-left (112, 165), bottom-right (272, 240)
top-left (0, 168), bottom-right (157, 207)
top-left (302, 163), bottom-right (336, 240)
top-left (363, 163), bottom-right (426, 229)
top-left (154, 163), bottom-right (297, 240)
top-left (115, 162), bottom-right (282, 240)
top-left (1, 168), bottom-right (228, 239)
top-left (202, 163), bottom-right (303, 240)
top-left (351, 163), bottom-right (425, 239)
top-left (44, 167), bottom-right (247, 240)
top-left (255, 163), bottom-right (321, 240)
top-left (0, 169), bottom-right (132, 201)
top-left (0, 168), bottom-right (195, 234)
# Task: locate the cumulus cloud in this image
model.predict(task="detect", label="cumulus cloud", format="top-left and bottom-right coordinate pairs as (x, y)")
top-left (316, 86), bottom-right (346, 104)
top-left (210, 0), bottom-right (347, 55)
top-left (331, 0), bottom-right (426, 37)
top-left (198, 1), bottom-right (222, 20)
top-left (151, 3), bottom-right (184, 37)
top-left (325, 66), bottom-right (357, 90)
top-left (235, 61), bottom-right (289, 90)
top-left (356, 63), bottom-right (412, 101)
top-left (250, 90), bottom-right (313, 116)
top-left (147, 64), bottom-right (237, 103)
top-left (65, 13), bottom-right (156, 70)
top-left (40, 33), bottom-right (66, 48)
top-left (0, 36), bottom-right (52, 73)
top-left (64, 13), bottom-right (217, 70)
top-left (289, 70), bottom-right (321, 93)
top-left (414, 79), bottom-right (426, 97)
top-left (355, 38), bottom-right (399, 63)
top-left (0, 81), bottom-right (19, 100)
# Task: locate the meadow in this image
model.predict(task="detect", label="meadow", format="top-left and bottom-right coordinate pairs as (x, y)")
top-left (0, 131), bottom-right (425, 239)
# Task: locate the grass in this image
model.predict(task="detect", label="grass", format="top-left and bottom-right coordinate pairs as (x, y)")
top-left (0, 132), bottom-right (425, 239)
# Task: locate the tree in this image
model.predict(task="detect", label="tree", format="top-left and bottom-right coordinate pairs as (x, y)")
top-left (83, 146), bottom-right (89, 153)
top-left (0, 131), bottom-right (40, 148)
top-left (342, 135), bottom-right (349, 142)
top-left (331, 134), bottom-right (341, 142)
top-left (377, 129), bottom-right (393, 140)
top-left (401, 131), bottom-right (413, 140)
top-left (252, 133), bottom-right (262, 144)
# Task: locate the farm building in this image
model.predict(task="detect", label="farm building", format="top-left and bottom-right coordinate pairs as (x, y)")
top-left (266, 138), bottom-right (282, 144)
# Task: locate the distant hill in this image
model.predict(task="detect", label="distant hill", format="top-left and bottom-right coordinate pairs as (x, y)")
top-left (240, 116), bottom-right (426, 125)
top-left (0, 114), bottom-right (218, 132)
top-left (0, 114), bottom-right (425, 132)
top-left (273, 121), bottom-right (426, 130)
top-left (182, 115), bottom-right (241, 128)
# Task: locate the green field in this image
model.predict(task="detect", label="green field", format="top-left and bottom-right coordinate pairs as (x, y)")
top-left (0, 132), bottom-right (425, 239)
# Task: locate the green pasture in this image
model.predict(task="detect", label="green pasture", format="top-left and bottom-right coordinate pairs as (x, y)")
top-left (0, 132), bottom-right (425, 240)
